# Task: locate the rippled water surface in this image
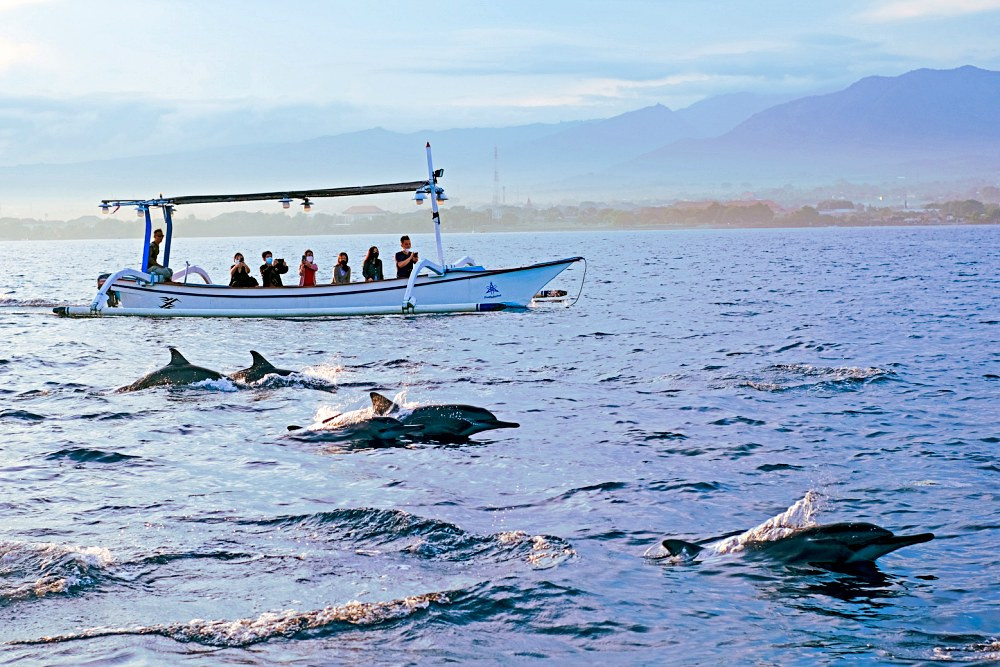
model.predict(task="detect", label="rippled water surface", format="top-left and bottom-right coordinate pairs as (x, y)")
top-left (1, 227), bottom-right (997, 664)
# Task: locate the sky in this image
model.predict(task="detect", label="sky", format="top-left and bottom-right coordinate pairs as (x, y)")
top-left (0, 0), bottom-right (999, 165)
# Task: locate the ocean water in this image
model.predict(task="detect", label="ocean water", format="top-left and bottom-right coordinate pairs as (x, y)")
top-left (0, 226), bottom-right (997, 665)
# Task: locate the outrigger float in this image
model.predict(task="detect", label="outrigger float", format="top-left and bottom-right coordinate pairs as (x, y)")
top-left (54, 144), bottom-right (584, 318)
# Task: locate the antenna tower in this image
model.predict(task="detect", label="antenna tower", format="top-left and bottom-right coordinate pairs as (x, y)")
top-left (491, 146), bottom-right (501, 222)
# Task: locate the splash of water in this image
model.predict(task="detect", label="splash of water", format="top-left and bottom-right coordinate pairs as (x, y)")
top-left (0, 541), bottom-right (114, 602)
top-left (301, 363), bottom-right (344, 384)
top-left (713, 490), bottom-right (822, 554)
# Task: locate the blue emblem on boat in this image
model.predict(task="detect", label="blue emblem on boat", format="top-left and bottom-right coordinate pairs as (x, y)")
top-left (159, 297), bottom-right (179, 309)
top-left (484, 282), bottom-right (501, 298)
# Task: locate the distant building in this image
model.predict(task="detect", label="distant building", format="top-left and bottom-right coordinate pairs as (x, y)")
top-left (342, 205), bottom-right (388, 223)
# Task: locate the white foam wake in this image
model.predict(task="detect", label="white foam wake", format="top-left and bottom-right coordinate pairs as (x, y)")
top-left (10, 592), bottom-right (449, 647)
top-left (308, 391), bottom-right (413, 430)
top-left (712, 490), bottom-right (822, 555)
top-left (301, 363), bottom-right (343, 384)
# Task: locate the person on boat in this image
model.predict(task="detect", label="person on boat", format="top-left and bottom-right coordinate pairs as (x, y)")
top-left (395, 235), bottom-right (419, 279)
top-left (332, 252), bottom-right (351, 285)
top-left (362, 246), bottom-right (383, 282)
top-left (299, 250), bottom-right (318, 287)
top-left (260, 250), bottom-right (288, 287)
top-left (229, 252), bottom-right (259, 287)
top-left (147, 228), bottom-right (174, 281)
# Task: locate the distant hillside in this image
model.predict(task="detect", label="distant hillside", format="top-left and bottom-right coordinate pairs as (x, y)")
top-left (675, 92), bottom-right (796, 137)
top-left (726, 65), bottom-right (1000, 148)
top-left (0, 66), bottom-right (997, 217)
top-left (625, 66), bottom-right (1000, 186)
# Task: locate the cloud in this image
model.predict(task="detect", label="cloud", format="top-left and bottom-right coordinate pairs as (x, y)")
top-left (860, 0), bottom-right (1000, 21)
top-left (0, 0), bottom-right (48, 71)
top-left (0, 94), bottom-right (371, 165)
top-left (0, 0), bottom-right (48, 11)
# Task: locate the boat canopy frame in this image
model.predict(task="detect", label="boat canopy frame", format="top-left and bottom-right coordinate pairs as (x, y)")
top-left (99, 143), bottom-right (449, 274)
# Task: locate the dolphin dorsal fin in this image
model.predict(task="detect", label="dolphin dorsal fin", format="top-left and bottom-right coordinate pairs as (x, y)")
top-left (370, 392), bottom-right (400, 416)
top-left (168, 347), bottom-right (190, 366)
top-left (661, 539), bottom-right (704, 559)
top-left (249, 350), bottom-right (273, 369)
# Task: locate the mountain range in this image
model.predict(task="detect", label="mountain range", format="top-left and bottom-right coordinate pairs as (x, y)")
top-left (1, 66), bottom-right (997, 218)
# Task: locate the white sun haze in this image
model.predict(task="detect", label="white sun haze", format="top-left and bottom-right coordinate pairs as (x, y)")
top-left (861, 0), bottom-right (1000, 21)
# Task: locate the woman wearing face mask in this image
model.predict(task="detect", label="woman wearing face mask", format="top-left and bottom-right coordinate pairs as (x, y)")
top-left (332, 252), bottom-right (351, 285)
top-left (299, 249), bottom-right (318, 287)
top-left (361, 246), bottom-right (383, 282)
top-left (229, 252), bottom-right (259, 287)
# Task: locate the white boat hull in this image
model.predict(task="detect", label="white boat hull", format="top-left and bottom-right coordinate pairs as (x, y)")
top-left (55, 258), bottom-right (581, 318)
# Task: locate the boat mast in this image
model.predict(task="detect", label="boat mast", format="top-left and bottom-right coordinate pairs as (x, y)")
top-left (425, 142), bottom-right (445, 268)
top-left (140, 205), bottom-right (153, 272)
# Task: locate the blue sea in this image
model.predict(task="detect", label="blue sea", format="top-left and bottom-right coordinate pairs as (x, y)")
top-left (0, 226), bottom-right (997, 665)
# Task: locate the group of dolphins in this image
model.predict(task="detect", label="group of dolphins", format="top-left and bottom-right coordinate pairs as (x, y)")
top-left (120, 348), bottom-right (934, 573)
top-left (119, 347), bottom-right (520, 443)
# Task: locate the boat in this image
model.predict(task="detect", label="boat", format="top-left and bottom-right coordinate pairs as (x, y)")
top-left (53, 144), bottom-right (584, 318)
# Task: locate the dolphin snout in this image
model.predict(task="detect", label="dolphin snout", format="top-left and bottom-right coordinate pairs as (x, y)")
top-left (491, 420), bottom-right (520, 429)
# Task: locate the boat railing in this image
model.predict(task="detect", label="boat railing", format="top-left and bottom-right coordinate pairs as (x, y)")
top-left (172, 264), bottom-right (213, 285)
top-left (90, 268), bottom-right (154, 311)
top-left (402, 256), bottom-right (479, 312)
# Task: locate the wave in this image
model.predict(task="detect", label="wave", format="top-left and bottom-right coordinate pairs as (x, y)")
top-left (737, 364), bottom-right (895, 392)
top-left (239, 372), bottom-right (338, 393)
top-left (767, 363), bottom-right (893, 381)
top-left (0, 410), bottom-right (45, 422)
top-left (0, 298), bottom-right (66, 308)
top-left (45, 447), bottom-right (140, 464)
top-left (931, 639), bottom-right (1000, 662)
top-left (77, 410), bottom-right (155, 421)
top-left (202, 508), bottom-right (574, 568)
top-left (0, 541), bottom-right (114, 604)
top-left (347, 358), bottom-right (415, 370)
top-left (8, 592), bottom-right (450, 648)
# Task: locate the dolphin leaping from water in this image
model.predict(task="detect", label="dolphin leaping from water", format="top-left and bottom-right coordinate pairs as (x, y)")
top-left (118, 347), bottom-right (224, 392)
top-left (369, 392), bottom-right (519, 442)
top-left (645, 493), bottom-right (933, 570)
top-left (647, 522), bottom-right (934, 567)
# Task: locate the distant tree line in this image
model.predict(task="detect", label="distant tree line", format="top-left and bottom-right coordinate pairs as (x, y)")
top-left (1, 198), bottom-right (996, 240)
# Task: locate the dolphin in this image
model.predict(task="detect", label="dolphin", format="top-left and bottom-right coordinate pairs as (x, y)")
top-left (369, 392), bottom-right (520, 442)
top-left (118, 347), bottom-right (224, 392)
top-left (229, 351), bottom-right (294, 384)
top-left (646, 522), bottom-right (934, 567)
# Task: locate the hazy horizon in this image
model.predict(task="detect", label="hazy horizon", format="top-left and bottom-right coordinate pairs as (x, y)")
top-left (1, 1), bottom-right (999, 218)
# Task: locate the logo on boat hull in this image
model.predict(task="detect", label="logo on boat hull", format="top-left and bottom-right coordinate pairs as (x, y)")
top-left (159, 297), bottom-right (180, 309)
top-left (484, 282), bottom-right (501, 299)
